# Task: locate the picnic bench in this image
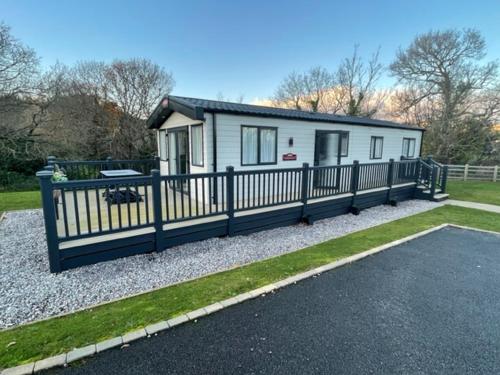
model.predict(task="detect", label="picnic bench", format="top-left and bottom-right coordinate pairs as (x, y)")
top-left (100, 169), bottom-right (144, 204)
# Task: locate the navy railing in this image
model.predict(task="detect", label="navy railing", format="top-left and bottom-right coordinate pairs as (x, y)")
top-left (48, 156), bottom-right (159, 180)
top-left (37, 157), bottom-right (431, 273)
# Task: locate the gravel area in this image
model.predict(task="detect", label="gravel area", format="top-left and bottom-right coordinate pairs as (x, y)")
top-left (0, 200), bottom-right (440, 328)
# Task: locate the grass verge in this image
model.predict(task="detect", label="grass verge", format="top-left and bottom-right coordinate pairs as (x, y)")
top-left (0, 191), bottom-right (41, 214)
top-left (1, 205), bottom-right (500, 368)
top-left (447, 181), bottom-right (500, 206)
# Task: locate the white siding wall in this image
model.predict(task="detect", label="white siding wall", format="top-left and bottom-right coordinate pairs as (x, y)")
top-left (215, 114), bottom-right (422, 171)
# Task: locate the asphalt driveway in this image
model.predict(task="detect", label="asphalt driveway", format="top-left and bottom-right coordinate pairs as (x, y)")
top-left (44, 226), bottom-right (500, 374)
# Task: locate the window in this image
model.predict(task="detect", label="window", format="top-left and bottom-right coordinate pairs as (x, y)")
top-left (402, 138), bottom-right (416, 158)
top-left (191, 125), bottom-right (203, 166)
top-left (159, 130), bottom-right (168, 161)
top-left (340, 132), bottom-right (349, 157)
top-left (370, 136), bottom-right (383, 159)
top-left (241, 126), bottom-right (277, 165)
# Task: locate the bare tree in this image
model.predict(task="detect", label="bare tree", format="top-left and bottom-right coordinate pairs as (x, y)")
top-left (0, 22), bottom-right (41, 164)
top-left (0, 23), bottom-right (39, 102)
top-left (273, 71), bottom-right (307, 110)
top-left (273, 67), bottom-right (334, 112)
top-left (303, 66), bottom-right (334, 112)
top-left (335, 46), bottom-right (384, 117)
top-left (390, 29), bottom-right (499, 163)
top-left (104, 58), bottom-right (175, 158)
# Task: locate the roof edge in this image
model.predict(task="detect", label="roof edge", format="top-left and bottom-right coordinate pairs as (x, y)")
top-left (147, 96), bottom-right (205, 129)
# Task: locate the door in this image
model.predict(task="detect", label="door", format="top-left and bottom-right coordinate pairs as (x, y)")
top-left (313, 131), bottom-right (342, 189)
top-left (168, 127), bottom-right (189, 188)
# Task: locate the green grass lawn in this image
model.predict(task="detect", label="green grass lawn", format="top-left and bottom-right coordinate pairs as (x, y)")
top-left (1, 205), bottom-right (499, 368)
top-left (447, 181), bottom-right (500, 206)
top-left (0, 191), bottom-right (41, 215)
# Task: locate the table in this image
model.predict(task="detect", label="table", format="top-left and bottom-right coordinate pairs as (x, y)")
top-left (100, 169), bottom-right (144, 204)
top-left (100, 169), bottom-right (144, 178)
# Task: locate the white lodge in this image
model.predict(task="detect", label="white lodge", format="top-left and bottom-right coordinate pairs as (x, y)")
top-left (148, 96), bottom-right (424, 178)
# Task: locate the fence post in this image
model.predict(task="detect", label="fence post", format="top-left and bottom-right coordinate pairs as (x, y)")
top-left (351, 160), bottom-right (360, 214)
top-left (351, 160), bottom-right (360, 194)
top-left (47, 155), bottom-right (56, 169)
top-left (151, 169), bottom-right (164, 252)
top-left (301, 163), bottom-right (310, 221)
top-left (106, 156), bottom-right (113, 171)
top-left (493, 165), bottom-right (498, 182)
top-left (441, 165), bottom-right (448, 193)
top-left (464, 164), bottom-right (469, 181)
top-left (430, 166), bottom-right (437, 197)
top-left (154, 156), bottom-right (161, 171)
top-left (226, 166), bottom-right (235, 236)
top-left (387, 158), bottom-right (394, 203)
top-left (36, 170), bottom-right (61, 273)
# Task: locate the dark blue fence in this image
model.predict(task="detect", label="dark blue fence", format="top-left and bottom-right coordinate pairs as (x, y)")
top-left (48, 156), bottom-right (159, 180)
top-left (37, 157), bottom-right (445, 273)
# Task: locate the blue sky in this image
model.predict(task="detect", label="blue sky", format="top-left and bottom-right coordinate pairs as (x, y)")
top-left (2, 0), bottom-right (499, 102)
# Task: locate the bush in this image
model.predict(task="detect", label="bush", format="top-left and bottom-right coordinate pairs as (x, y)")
top-left (0, 171), bottom-right (40, 192)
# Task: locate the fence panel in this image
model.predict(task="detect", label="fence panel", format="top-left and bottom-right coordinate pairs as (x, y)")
top-left (161, 172), bottom-right (228, 224)
top-left (53, 176), bottom-right (154, 240)
top-left (307, 165), bottom-right (353, 199)
top-left (234, 168), bottom-right (303, 212)
top-left (393, 160), bottom-right (419, 185)
top-left (358, 162), bottom-right (390, 190)
top-left (53, 158), bottom-right (157, 180)
top-left (447, 164), bottom-right (498, 182)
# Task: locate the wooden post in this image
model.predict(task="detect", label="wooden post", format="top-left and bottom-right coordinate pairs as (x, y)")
top-left (430, 166), bottom-right (437, 197)
top-left (154, 156), bottom-right (161, 171)
top-left (441, 165), bottom-right (449, 193)
top-left (301, 163), bottom-right (309, 220)
top-left (37, 170), bottom-right (61, 273)
top-left (351, 160), bottom-right (360, 194)
top-left (350, 160), bottom-right (360, 214)
top-left (47, 155), bottom-right (56, 169)
top-left (493, 165), bottom-right (498, 182)
top-left (106, 156), bottom-right (113, 171)
top-left (151, 169), bottom-right (164, 252)
top-left (226, 166), bottom-right (235, 236)
top-left (387, 158), bottom-right (394, 203)
top-left (464, 164), bottom-right (469, 181)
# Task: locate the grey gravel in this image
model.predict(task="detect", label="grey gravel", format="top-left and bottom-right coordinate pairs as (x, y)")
top-left (0, 200), bottom-right (440, 328)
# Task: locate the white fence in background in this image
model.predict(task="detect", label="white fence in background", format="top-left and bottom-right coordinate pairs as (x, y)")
top-left (446, 164), bottom-right (499, 182)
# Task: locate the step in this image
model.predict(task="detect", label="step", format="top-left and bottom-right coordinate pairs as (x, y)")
top-left (416, 187), bottom-right (442, 195)
top-left (432, 193), bottom-right (449, 202)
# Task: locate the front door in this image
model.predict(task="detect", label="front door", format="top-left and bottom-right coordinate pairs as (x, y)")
top-left (168, 127), bottom-right (189, 187)
top-left (313, 131), bottom-right (342, 189)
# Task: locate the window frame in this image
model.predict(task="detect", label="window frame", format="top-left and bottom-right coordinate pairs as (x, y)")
top-left (402, 137), bottom-right (416, 158)
top-left (370, 136), bottom-right (384, 160)
top-left (190, 124), bottom-right (204, 167)
top-left (240, 125), bottom-right (278, 166)
top-left (339, 131), bottom-right (349, 157)
top-left (159, 129), bottom-right (168, 161)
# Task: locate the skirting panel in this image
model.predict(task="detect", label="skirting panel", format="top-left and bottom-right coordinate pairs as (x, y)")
top-left (59, 232), bottom-right (155, 270)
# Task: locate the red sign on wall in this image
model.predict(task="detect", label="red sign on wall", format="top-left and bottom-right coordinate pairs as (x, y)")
top-left (282, 153), bottom-right (297, 161)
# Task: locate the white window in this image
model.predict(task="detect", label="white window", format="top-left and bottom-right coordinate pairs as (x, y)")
top-left (402, 138), bottom-right (416, 158)
top-left (260, 128), bottom-right (277, 163)
top-left (191, 125), bottom-right (203, 166)
top-left (159, 130), bottom-right (168, 160)
top-left (241, 126), bottom-right (277, 165)
top-left (370, 136), bottom-right (383, 159)
top-left (340, 132), bottom-right (349, 157)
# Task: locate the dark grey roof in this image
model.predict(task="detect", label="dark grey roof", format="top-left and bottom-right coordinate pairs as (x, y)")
top-left (147, 95), bottom-right (424, 131)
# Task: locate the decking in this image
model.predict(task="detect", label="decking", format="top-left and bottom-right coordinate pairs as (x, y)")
top-left (37, 157), bottom-right (448, 272)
